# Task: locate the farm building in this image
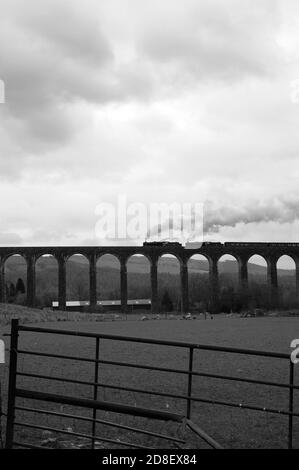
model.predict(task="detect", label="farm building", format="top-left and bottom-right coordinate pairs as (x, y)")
top-left (52, 299), bottom-right (151, 312)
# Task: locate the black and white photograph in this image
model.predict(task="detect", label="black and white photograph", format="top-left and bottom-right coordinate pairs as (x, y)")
top-left (0, 0), bottom-right (299, 458)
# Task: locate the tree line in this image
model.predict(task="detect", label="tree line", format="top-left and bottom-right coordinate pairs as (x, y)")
top-left (4, 262), bottom-right (298, 312)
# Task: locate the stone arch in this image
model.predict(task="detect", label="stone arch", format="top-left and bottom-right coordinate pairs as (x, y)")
top-left (96, 254), bottom-right (120, 307)
top-left (66, 253), bottom-right (89, 304)
top-left (247, 254), bottom-right (268, 309)
top-left (159, 250), bottom-right (184, 266)
top-left (217, 254), bottom-right (239, 276)
top-left (277, 255), bottom-right (296, 309)
top-left (187, 254), bottom-right (209, 313)
top-left (4, 254), bottom-right (27, 305)
top-left (158, 253), bottom-right (181, 313)
top-left (217, 254), bottom-right (239, 313)
top-left (35, 254), bottom-right (58, 308)
top-left (129, 252), bottom-right (152, 266)
top-left (127, 254), bottom-right (151, 312)
top-left (97, 251), bottom-right (122, 264)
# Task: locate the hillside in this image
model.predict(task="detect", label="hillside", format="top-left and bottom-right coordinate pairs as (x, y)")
top-left (2, 254), bottom-right (297, 312)
top-left (34, 254), bottom-right (293, 275)
top-left (3, 253), bottom-right (295, 286)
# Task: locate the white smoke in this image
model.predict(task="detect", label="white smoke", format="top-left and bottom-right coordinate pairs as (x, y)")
top-left (204, 197), bottom-right (299, 233)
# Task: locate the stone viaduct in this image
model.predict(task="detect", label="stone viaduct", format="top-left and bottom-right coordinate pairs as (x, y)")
top-left (0, 242), bottom-right (299, 313)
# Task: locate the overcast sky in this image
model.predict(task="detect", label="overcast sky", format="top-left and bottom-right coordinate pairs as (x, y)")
top-left (0, 0), bottom-right (299, 247)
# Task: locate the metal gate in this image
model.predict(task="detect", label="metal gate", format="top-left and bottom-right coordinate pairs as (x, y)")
top-left (2, 319), bottom-right (298, 449)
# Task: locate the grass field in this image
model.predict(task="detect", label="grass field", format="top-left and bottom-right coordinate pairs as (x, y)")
top-left (1, 314), bottom-right (299, 449)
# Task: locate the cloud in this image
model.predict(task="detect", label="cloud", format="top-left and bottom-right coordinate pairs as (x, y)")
top-left (0, 0), bottom-right (298, 245)
top-left (0, 232), bottom-right (23, 245)
top-left (0, 0), bottom-right (155, 159)
top-left (138, 0), bottom-right (282, 84)
top-left (204, 196), bottom-right (299, 234)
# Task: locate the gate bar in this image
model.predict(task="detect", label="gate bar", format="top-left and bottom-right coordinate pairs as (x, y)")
top-left (187, 347), bottom-right (194, 419)
top-left (186, 419), bottom-right (223, 449)
top-left (15, 388), bottom-right (184, 422)
top-left (91, 337), bottom-right (100, 449)
top-left (5, 319), bottom-right (19, 449)
top-left (288, 360), bottom-right (294, 449)
top-left (16, 324), bottom-right (290, 359)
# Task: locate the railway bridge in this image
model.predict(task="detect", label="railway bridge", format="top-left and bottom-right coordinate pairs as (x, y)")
top-left (0, 242), bottom-right (299, 313)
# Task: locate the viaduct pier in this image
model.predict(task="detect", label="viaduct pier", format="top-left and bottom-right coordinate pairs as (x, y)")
top-left (0, 242), bottom-right (299, 313)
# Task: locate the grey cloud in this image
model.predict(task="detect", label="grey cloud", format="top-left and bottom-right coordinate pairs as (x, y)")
top-left (204, 197), bottom-right (299, 233)
top-left (19, 1), bottom-right (113, 67)
top-left (0, 0), bottom-right (285, 182)
top-left (0, 232), bottom-right (23, 245)
top-left (139, 0), bottom-right (281, 83)
top-left (0, 0), bottom-right (155, 157)
top-left (0, 0), bottom-right (298, 248)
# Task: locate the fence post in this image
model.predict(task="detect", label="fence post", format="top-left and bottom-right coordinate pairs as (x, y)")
top-left (187, 347), bottom-right (194, 419)
top-left (91, 337), bottom-right (100, 449)
top-left (288, 360), bottom-right (294, 450)
top-left (5, 319), bottom-right (19, 449)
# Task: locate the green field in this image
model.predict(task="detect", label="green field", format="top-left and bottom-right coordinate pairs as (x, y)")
top-left (1, 315), bottom-right (299, 449)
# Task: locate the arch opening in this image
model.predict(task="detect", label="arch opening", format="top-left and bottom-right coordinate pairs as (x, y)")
top-left (4, 255), bottom-right (27, 305)
top-left (158, 254), bottom-right (181, 313)
top-left (187, 254), bottom-right (209, 313)
top-left (66, 254), bottom-right (89, 307)
top-left (217, 255), bottom-right (240, 313)
top-left (247, 255), bottom-right (268, 310)
top-left (127, 255), bottom-right (151, 314)
top-left (277, 255), bottom-right (296, 309)
top-left (35, 254), bottom-right (58, 308)
top-left (96, 254), bottom-right (120, 312)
